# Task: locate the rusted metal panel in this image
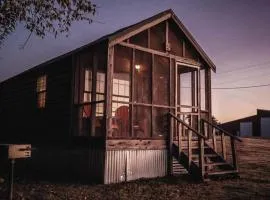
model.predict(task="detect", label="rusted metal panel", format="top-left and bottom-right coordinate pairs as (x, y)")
top-left (104, 149), bottom-right (167, 184)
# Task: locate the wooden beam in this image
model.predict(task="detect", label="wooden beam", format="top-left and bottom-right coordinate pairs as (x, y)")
top-left (175, 59), bottom-right (178, 115)
top-left (178, 123), bottom-right (182, 156)
top-left (206, 68), bottom-right (212, 137)
top-left (109, 13), bottom-right (172, 47)
top-left (106, 46), bottom-right (114, 138)
top-left (119, 42), bottom-right (201, 67)
top-left (183, 40), bottom-right (186, 57)
top-left (90, 53), bottom-right (98, 136)
top-left (199, 137), bottom-right (205, 179)
top-left (221, 132), bottom-right (227, 160)
top-left (191, 71), bottom-right (196, 129)
top-left (231, 138), bottom-right (238, 171)
top-left (166, 20), bottom-right (169, 52)
top-left (197, 69), bottom-right (201, 134)
top-left (131, 49), bottom-right (135, 137)
top-left (212, 128), bottom-right (217, 152)
top-left (168, 116), bottom-right (174, 175)
top-left (151, 53), bottom-right (154, 137)
top-left (169, 58), bottom-right (171, 108)
top-left (188, 129), bottom-right (192, 170)
top-left (148, 29), bottom-right (151, 48)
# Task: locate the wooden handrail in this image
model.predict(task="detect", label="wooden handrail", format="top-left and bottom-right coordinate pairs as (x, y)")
top-left (201, 119), bottom-right (242, 142)
top-left (168, 113), bottom-right (207, 140)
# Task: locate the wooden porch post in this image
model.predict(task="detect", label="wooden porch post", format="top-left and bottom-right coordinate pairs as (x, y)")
top-left (90, 53), bottom-right (98, 136)
top-left (106, 46), bottom-right (114, 138)
top-left (206, 68), bottom-right (212, 138)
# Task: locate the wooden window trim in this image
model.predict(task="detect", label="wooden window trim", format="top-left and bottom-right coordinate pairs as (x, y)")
top-left (37, 75), bottom-right (47, 109)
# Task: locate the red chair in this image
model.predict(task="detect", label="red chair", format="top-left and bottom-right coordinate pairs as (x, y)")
top-left (113, 106), bottom-right (129, 137)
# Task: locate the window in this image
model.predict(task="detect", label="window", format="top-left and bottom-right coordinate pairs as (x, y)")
top-left (83, 69), bottom-right (92, 118)
top-left (96, 72), bottom-right (105, 117)
top-left (82, 69), bottom-right (105, 117)
top-left (37, 75), bottom-right (47, 108)
top-left (112, 79), bottom-right (130, 115)
top-left (84, 69), bottom-right (92, 103)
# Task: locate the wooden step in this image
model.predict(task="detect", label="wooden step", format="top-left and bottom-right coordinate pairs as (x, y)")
top-left (206, 170), bottom-right (238, 176)
top-left (182, 146), bottom-right (211, 150)
top-left (204, 162), bottom-right (228, 167)
top-left (192, 154), bottom-right (218, 158)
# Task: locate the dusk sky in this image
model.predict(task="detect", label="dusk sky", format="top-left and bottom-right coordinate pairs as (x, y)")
top-left (1, 0), bottom-right (270, 123)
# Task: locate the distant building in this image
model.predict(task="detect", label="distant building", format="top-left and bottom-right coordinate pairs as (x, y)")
top-left (221, 109), bottom-right (270, 138)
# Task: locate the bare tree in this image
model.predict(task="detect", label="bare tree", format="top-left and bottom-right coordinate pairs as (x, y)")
top-left (0, 0), bottom-right (96, 48)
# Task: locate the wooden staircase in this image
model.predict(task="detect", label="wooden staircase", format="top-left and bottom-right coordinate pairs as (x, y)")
top-left (168, 113), bottom-right (242, 181)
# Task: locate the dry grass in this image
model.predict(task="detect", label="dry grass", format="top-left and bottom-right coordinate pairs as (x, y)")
top-left (1, 138), bottom-right (270, 200)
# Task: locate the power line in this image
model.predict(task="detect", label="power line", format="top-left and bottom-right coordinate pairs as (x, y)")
top-left (216, 60), bottom-right (270, 75)
top-left (212, 83), bottom-right (270, 90)
top-left (213, 70), bottom-right (270, 86)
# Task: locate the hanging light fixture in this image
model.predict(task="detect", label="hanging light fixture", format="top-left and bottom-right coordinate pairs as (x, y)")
top-left (135, 64), bottom-right (141, 71)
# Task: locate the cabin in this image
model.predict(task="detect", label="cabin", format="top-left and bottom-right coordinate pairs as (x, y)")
top-left (222, 109), bottom-right (270, 138)
top-left (0, 9), bottom-right (241, 184)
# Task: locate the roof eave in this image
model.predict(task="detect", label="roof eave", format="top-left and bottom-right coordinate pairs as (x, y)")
top-left (171, 13), bottom-right (216, 72)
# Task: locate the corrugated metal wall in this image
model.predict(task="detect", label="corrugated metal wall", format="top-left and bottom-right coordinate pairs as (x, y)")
top-left (104, 149), bottom-right (167, 184)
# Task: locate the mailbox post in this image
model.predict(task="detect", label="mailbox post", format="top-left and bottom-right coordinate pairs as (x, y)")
top-left (8, 144), bottom-right (31, 200)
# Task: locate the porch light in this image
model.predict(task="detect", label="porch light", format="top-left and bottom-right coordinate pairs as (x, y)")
top-left (135, 64), bottom-right (141, 71)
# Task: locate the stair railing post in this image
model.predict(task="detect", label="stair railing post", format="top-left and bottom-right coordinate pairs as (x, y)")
top-left (199, 121), bottom-right (205, 179)
top-left (231, 137), bottom-right (238, 171)
top-left (221, 132), bottom-right (227, 160)
top-left (188, 129), bottom-right (192, 170)
top-left (178, 123), bottom-right (182, 157)
top-left (199, 137), bottom-right (205, 179)
top-left (168, 115), bottom-right (173, 176)
top-left (212, 127), bottom-right (217, 152)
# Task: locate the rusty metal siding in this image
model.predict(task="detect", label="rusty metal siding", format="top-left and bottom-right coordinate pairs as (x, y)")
top-left (104, 149), bottom-right (167, 184)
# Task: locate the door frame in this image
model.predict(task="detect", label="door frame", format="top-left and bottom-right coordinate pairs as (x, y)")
top-left (175, 61), bottom-right (201, 134)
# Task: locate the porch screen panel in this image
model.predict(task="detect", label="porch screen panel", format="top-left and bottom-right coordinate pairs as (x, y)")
top-left (153, 107), bottom-right (169, 138)
top-left (133, 106), bottom-right (151, 138)
top-left (200, 69), bottom-right (206, 111)
top-left (130, 30), bottom-right (148, 48)
top-left (150, 22), bottom-right (165, 51)
top-left (112, 45), bottom-right (132, 137)
top-left (134, 50), bottom-right (152, 104)
top-left (153, 55), bottom-right (170, 105)
top-left (168, 21), bottom-right (183, 57)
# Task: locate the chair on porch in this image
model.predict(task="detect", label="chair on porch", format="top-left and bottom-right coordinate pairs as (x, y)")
top-left (112, 106), bottom-right (129, 137)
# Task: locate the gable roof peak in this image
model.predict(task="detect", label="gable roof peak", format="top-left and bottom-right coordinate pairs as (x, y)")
top-left (108, 9), bottom-right (216, 72)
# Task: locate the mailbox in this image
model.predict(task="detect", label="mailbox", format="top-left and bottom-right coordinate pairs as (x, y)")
top-left (8, 144), bottom-right (31, 159)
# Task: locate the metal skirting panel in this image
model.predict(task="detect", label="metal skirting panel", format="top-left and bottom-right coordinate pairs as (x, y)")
top-left (104, 149), bottom-right (167, 184)
top-left (28, 147), bottom-right (105, 182)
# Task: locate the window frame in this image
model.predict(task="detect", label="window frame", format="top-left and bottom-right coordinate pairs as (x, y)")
top-left (36, 75), bottom-right (47, 109)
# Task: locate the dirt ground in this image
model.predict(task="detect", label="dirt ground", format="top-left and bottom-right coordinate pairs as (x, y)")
top-left (0, 138), bottom-right (270, 200)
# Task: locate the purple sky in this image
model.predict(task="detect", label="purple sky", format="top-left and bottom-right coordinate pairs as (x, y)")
top-left (1, 0), bottom-right (270, 122)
